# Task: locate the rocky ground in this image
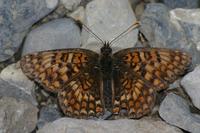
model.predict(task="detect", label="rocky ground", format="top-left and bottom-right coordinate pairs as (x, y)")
top-left (0, 0), bottom-right (200, 133)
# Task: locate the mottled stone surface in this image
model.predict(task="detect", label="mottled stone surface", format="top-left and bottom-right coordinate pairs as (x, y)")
top-left (22, 18), bottom-right (81, 55)
top-left (0, 97), bottom-right (38, 133)
top-left (69, 6), bottom-right (85, 23)
top-left (162, 0), bottom-right (199, 9)
top-left (60, 0), bottom-right (81, 11)
top-left (181, 65), bottom-right (200, 110)
top-left (0, 62), bottom-right (36, 97)
top-left (0, 78), bottom-right (37, 105)
top-left (37, 117), bottom-right (183, 133)
top-left (140, 3), bottom-right (200, 65)
top-left (81, 0), bottom-right (138, 53)
top-left (170, 9), bottom-right (200, 52)
top-left (0, 0), bottom-right (58, 62)
top-left (159, 93), bottom-right (200, 133)
top-left (37, 105), bottom-right (62, 129)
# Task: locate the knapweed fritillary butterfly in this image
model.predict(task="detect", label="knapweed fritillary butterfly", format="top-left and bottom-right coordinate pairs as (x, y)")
top-left (20, 21), bottom-right (191, 119)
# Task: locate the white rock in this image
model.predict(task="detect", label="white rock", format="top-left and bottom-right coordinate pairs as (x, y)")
top-left (60, 0), bottom-right (81, 11)
top-left (135, 2), bottom-right (145, 19)
top-left (170, 9), bottom-right (200, 24)
top-left (81, 0), bottom-right (138, 53)
top-left (45, 0), bottom-right (58, 9)
top-left (69, 6), bottom-right (85, 23)
top-left (181, 65), bottom-right (200, 110)
top-left (170, 9), bottom-right (200, 52)
top-left (0, 97), bottom-right (38, 133)
top-left (0, 63), bottom-right (37, 105)
top-left (159, 93), bottom-right (200, 133)
top-left (0, 78), bottom-right (37, 105)
top-left (37, 117), bottom-right (183, 133)
top-left (0, 62), bottom-right (35, 96)
top-left (22, 18), bottom-right (81, 55)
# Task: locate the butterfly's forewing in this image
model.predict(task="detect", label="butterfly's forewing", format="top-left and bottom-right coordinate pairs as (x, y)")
top-left (113, 48), bottom-right (191, 118)
top-left (114, 48), bottom-right (191, 91)
top-left (20, 49), bottom-right (98, 93)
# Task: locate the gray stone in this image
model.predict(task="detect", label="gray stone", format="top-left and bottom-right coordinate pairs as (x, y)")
top-left (69, 6), bottom-right (85, 23)
top-left (81, 0), bottom-right (138, 53)
top-left (0, 97), bottom-right (38, 133)
top-left (135, 2), bottom-right (145, 19)
top-left (0, 62), bottom-right (36, 97)
top-left (22, 18), bottom-right (81, 55)
top-left (60, 0), bottom-right (81, 11)
top-left (162, 0), bottom-right (199, 9)
top-left (37, 105), bottom-right (62, 129)
top-left (0, 0), bottom-right (58, 62)
top-left (0, 78), bottom-right (37, 105)
top-left (37, 117), bottom-right (182, 133)
top-left (159, 93), bottom-right (200, 133)
top-left (181, 65), bottom-right (200, 110)
top-left (170, 9), bottom-right (200, 52)
top-left (140, 3), bottom-right (200, 65)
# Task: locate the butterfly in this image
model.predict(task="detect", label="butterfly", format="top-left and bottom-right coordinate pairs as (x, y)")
top-left (20, 21), bottom-right (191, 119)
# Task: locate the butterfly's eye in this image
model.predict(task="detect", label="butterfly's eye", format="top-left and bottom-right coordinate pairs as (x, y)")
top-left (101, 46), bottom-right (112, 55)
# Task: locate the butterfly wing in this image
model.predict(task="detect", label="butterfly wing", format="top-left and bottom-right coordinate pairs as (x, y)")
top-left (58, 71), bottom-right (104, 118)
top-left (20, 49), bottom-right (98, 93)
top-left (114, 48), bottom-right (191, 91)
top-left (112, 48), bottom-right (191, 118)
top-left (112, 70), bottom-right (156, 118)
top-left (21, 49), bottom-right (105, 118)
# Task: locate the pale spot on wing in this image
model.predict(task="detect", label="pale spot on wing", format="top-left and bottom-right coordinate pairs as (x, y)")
top-left (67, 53), bottom-right (73, 63)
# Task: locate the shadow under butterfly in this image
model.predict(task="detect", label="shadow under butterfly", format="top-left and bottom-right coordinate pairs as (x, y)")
top-left (20, 20), bottom-right (191, 119)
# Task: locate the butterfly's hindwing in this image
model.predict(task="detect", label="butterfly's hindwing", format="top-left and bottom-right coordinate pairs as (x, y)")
top-left (112, 66), bottom-right (156, 118)
top-left (58, 71), bottom-right (105, 118)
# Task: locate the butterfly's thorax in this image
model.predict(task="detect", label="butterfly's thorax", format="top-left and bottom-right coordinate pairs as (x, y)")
top-left (100, 54), bottom-right (112, 77)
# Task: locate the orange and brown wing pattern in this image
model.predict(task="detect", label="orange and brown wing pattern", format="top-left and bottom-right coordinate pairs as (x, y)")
top-left (20, 49), bottom-right (99, 93)
top-left (114, 48), bottom-right (191, 91)
top-left (58, 72), bottom-right (104, 118)
top-left (112, 47), bottom-right (191, 118)
top-left (112, 71), bottom-right (155, 118)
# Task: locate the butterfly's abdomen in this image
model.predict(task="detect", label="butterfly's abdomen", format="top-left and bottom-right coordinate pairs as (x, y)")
top-left (100, 55), bottom-right (113, 110)
top-left (103, 79), bottom-right (113, 110)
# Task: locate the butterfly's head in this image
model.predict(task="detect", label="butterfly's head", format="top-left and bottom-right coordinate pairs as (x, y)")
top-left (101, 42), bottom-right (112, 56)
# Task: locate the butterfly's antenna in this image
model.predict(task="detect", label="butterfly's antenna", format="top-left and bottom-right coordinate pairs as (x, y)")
top-left (77, 20), bottom-right (105, 44)
top-left (110, 21), bottom-right (140, 46)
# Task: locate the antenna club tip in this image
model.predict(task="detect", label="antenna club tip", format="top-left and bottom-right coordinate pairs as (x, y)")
top-left (134, 21), bottom-right (141, 27)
